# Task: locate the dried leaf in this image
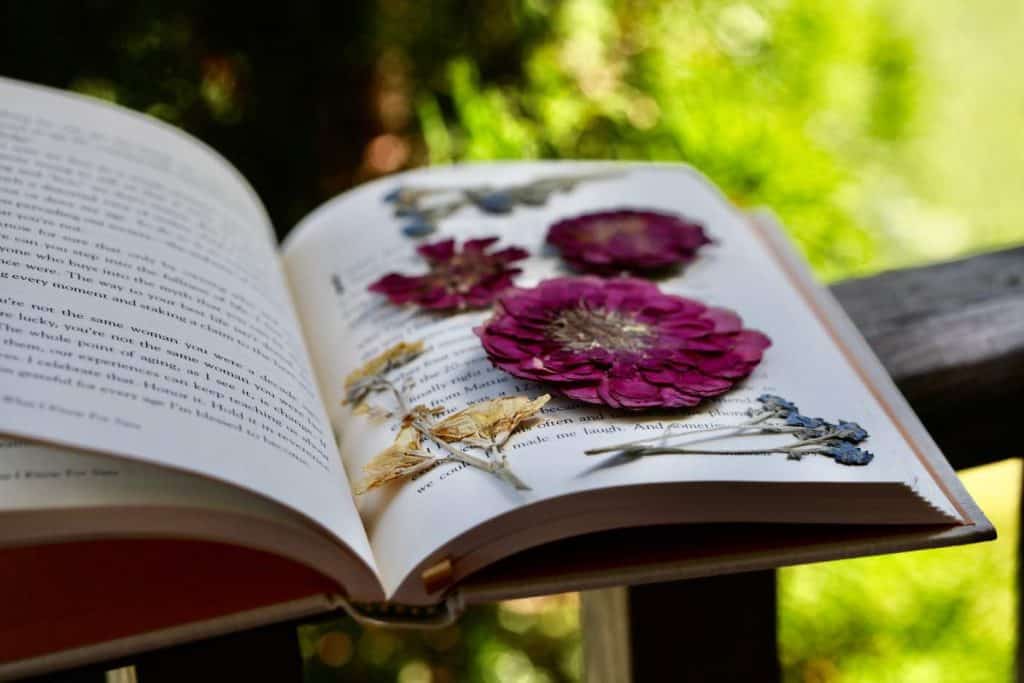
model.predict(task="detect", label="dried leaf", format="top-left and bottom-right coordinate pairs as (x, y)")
top-left (405, 404), bottom-right (446, 424)
top-left (353, 425), bottom-right (435, 495)
top-left (343, 340), bottom-right (425, 405)
top-left (431, 394), bottom-right (550, 448)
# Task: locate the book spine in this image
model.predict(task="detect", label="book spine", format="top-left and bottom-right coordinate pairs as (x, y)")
top-left (330, 593), bottom-right (464, 629)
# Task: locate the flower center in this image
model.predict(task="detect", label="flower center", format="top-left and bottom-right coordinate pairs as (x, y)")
top-left (547, 306), bottom-right (653, 352)
top-left (577, 217), bottom-right (649, 245)
top-left (433, 255), bottom-right (498, 293)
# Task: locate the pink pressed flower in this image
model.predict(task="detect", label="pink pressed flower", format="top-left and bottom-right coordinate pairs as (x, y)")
top-left (369, 237), bottom-right (529, 310)
top-left (546, 209), bottom-right (711, 274)
top-left (476, 277), bottom-right (770, 410)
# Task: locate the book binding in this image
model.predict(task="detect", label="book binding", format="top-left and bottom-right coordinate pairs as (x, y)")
top-left (333, 593), bottom-right (464, 629)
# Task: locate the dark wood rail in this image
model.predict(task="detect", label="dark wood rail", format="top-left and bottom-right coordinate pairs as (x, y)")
top-left (582, 244), bottom-right (1024, 682)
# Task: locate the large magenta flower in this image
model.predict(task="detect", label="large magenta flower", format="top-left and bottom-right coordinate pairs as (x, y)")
top-left (546, 209), bottom-right (711, 274)
top-left (369, 237), bottom-right (529, 310)
top-left (476, 277), bottom-right (770, 409)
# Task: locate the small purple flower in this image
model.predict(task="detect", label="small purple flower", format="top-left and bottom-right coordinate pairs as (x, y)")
top-left (369, 237), bottom-right (529, 311)
top-left (476, 276), bottom-right (771, 410)
top-left (546, 209), bottom-right (712, 274)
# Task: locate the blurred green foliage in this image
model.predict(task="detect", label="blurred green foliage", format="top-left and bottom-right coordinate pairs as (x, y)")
top-left (5, 0), bottom-right (1021, 280)
top-left (410, 0), bottom-right (1024, 280)
top-left (2, 1), bottom-right (1020, 681)
top-left (780, 459), bottom-right (1017, 683)
top-left (419, 0), bottom-right (891, 279)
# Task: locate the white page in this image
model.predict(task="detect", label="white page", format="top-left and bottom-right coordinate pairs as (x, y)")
top-left (0, 436), bottom-right (268, 512)
top-left (0, 78), bottom-right (375, 572)
top-left (283, 162), bottom-right (957, 595)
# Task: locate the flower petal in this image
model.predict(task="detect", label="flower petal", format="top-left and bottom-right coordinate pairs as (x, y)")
top-left (417, 238), bottom-right (456, 262)
top-left (344, 340), bottom-right (425, 405)
top-left (370, 237), bottom-right (529, 311)
top-left (432, 395), bottom-right (550, 447)
top-left (354, 426), bottom-right (434, 494)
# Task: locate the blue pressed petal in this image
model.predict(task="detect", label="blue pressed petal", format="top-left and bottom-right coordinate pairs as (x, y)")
top-left (402, 220), bottom-right (436, 237)
top-left (786, 413), bottom-right (825, 429)
top-left (472, 191), bottom-right (515, 214)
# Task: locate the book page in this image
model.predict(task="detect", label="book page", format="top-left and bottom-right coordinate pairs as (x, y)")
top-left (283, 162), bottom-right (958, 596)
top-left (0, 78), bottom-right (375, 573)
top-left (0, 436), bottom-right (310, 517)
top-left (0, 436), bottom-right (382, 598)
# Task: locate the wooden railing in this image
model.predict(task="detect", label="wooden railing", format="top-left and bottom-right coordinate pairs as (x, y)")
top-left (582, 245), bottom-right (1024, 681)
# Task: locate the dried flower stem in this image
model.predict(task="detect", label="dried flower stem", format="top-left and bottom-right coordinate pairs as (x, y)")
top-left (486, 445), bottom-right (531, 491)
top-left (420, 427), bottom-right (495, 471)
top-left (583, 393), bottom-right (874, 467)
top-left (593, 431), bottom-right (841, 458)
top-left (585, 410), bottom-right (777, 456)
top-left (611, 440), bottom-right (837, 458)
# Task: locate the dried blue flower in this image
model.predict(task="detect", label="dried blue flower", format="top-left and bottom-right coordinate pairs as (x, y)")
top-left (785, 413), bottom-right (825, 429)
top-left (757, 394), bottom-right (798, 417)
top-left (469, 190), bottom-right (515, 214)
top-left (823, 442), bottom-right (874, 466)
top-left (587, 391), bottom-right (876, 468)
top-left (835, 420), bottom-right (868, 443)
top-left (402, 219), bottom-right (436, 237)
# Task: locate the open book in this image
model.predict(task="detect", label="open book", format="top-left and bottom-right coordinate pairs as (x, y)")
top-left (0, 77), bottom-right (993, 678)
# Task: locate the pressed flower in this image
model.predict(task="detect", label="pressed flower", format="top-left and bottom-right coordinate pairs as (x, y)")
top-left (585, 392), bottom-right (874, 466)
top-left (757, 394), bottom-right (798, 418)
top-left (431, 395), bottom-right (550, 448)
top-left (786, 413), bottom-right (825, 429)
top-left (822, 442), bottom-right (874, 466)
top-left (835, 420), bottom-right (868, 443)
top-left (344, 341), bottom-right (537, 491)
top-left (344, 340), bottom-right (425, 406)
top-left (546, 209), bottom-right (711, 274)
top-left (476, 277), bottom-right (770, 410)
top-left (369, 238), bottom-right (528, 311)
top-left (354, 425), bottom-right (435, 495)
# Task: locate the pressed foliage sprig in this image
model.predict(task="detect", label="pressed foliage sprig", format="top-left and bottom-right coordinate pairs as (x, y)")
top-left (585, 393), bottom-right (874, 466)
top-left (384, 170), bottom-right (621, 237)
top-left (345, 341), bottom-right (547, 494)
